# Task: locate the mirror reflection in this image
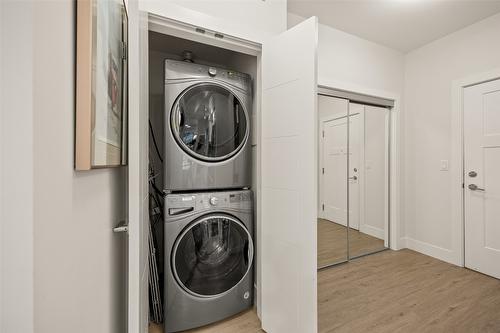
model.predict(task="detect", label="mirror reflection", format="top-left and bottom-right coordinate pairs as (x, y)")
top-left (317, 95), bottom-right (390, 269)
top-left (317, 95), bottom-right (349, 268)
top-left (347, 103), bottom-right (388, 259)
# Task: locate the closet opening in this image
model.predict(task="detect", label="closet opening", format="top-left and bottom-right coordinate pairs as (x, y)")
top-left (316, 86), bottom-right (394, 270)
top-left (146, 22), bottom-right (261, 333)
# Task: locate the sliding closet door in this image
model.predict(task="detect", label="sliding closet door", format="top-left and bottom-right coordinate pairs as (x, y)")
top-left (261, 17), bottom-right (318, 333)
top-left (348, 103), bottom-right (389, 259)
top-left (318, 95), bottom-right (349, 267)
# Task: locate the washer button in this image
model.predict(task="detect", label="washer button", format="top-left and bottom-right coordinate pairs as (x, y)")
top-left (208, 67), bottom-right (217, 77)
top-left (209, 197), bottom-right (218, 206)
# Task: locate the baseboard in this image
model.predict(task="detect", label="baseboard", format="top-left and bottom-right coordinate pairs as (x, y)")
top-left (401, 237), bottom-right (458, 265)
top-left (360, 224), bottom-right (384, 240)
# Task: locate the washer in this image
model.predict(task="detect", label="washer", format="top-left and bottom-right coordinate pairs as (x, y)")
top-left (164, 190), bottom-right (254, 332)
top-left (164, 59), bottom-right (252, 191)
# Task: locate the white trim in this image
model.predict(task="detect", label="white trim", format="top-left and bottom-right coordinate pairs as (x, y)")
top-left (319, 79), bottom-right (402, 250)
top-left (451, 67), bottom-right (500, 267)
top-left (360, 225), bottom-right (384, 240)
top-left (402, 237), bottom-right (456, 265)
top-left (148, 13), bottom-right (261, 56)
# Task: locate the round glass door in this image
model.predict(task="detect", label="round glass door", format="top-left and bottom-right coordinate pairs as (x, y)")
top-left (171, 83), bottom-right (249, 162)
top-left (172, 214), bottom-right (253, 298)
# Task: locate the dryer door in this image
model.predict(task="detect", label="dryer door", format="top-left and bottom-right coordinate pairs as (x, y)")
top-left (171, 83), bottom-right (249, 162)
top-left (172, 214), bottom-right (253, 298)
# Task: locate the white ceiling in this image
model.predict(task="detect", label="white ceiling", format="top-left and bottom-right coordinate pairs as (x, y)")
top-left (287, 0), bottom-right (500, 52)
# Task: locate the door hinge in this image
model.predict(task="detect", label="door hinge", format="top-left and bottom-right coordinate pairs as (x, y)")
top-left (113, 220), bottom-right (128, 233)
top-left (322, 168), bottom-right (325, 174)
top-left (322, 130), bottom-right (325, 138)
top-left (322, 204), bottom-right (325, 211)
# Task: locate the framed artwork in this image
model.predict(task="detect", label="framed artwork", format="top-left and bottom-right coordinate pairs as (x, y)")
top-left (75, 0), bottom-right (128, 170)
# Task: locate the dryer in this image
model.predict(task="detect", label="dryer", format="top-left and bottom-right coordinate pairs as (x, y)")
top-left (164, 190), bottom-right (254, 332)
top-left (164, 60), bottom-right (252, 192)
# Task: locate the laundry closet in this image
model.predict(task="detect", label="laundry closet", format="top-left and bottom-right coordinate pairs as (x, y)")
top-left (127, 9), bottom-right (319, 333)
top-left (147, 21), bottom-right (260, 333)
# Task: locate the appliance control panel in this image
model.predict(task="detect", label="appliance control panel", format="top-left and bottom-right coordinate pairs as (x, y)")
top-left (165, 190), bottom-right (252, 216)
top-left (165, 59), bottom-right (251, 92)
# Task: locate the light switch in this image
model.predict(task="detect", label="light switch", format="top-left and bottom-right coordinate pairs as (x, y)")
top-left (440, 160), bottom-right (449, 171)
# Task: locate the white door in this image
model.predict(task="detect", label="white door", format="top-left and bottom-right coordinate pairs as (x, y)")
top-left (261, 17), bottom-right (318, 333)
top-left (127, 4), bottom-right (150, 333)
top-left (322, 117), bottom-right (348, 225)
top-left (464, 78), bottom-right (500, 279)
top-left (320, 114), bottom-right (360, 229)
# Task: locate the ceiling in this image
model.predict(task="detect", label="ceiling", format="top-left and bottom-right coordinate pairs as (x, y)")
top-left (287, 0), bottom-right (500, 52)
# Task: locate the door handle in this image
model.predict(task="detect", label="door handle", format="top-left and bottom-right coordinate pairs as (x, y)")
top-left (113, 220), bottom-right (129, 233)
top-left (468, 184), bottom-right (485, 192)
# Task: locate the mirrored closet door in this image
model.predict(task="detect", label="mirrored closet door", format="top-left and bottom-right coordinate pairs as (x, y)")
top-left (347, 103), bottom-right (389, 259)
top-left (317, 95), bottom-right (349, 268)
top-left (317, 91), bottom-right (391, 269)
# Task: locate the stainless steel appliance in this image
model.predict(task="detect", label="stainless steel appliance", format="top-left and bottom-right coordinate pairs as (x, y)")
top-left (164, 60), bottom-right (252, 192)
top-left (164, 190), bottom-right (254, 332)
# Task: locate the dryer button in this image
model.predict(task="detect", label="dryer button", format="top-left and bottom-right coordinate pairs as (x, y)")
top-left (208, 67), bottom-right (217, 77)
top-left (209, 197), bottom-right (219, 206)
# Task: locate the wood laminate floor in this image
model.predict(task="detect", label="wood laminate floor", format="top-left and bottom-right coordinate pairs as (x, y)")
top-left (149, 309), bottom-right (263, 333)
top-left (317, 218), bottom-right (384, 267)
top-left (151, 250), bottom-right (500, 333)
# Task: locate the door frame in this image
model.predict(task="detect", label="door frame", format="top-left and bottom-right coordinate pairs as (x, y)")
top-left (451, 68), bottom-right (500, 267)
top-left (318, 111), bottom-right (363, 230)
top-left (318, 80), bottom-right (402, 251)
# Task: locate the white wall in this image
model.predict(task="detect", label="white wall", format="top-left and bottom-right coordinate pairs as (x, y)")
top-left (33, 2), bottom-right (127, 332)
top-left (288, 13), bottom-right (404, 98)
top-left (0, 1), bottom-right (3, 329)
top-left (140, 0), bottom-right (287, 43)
top-left (289, 13), bottom-right (405, 245)
top-left (403, 12), bottom-right (500, 264)
top-left (1, 2), bottom-right (35, 332)
top-left (2, 2), bottom-right (127, 333)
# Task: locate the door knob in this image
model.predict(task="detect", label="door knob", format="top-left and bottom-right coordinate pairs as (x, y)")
top-left (113, 220), bottom-right (129, 233)
top-left (468, 184), bottom-right (485, 191)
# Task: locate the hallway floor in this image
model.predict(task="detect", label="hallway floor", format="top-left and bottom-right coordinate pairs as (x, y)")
top-left (151, 249), bottom-right (500, 333)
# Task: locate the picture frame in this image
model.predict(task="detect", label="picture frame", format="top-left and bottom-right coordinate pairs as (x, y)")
top-left (75, 0), bottom-right (128, 170)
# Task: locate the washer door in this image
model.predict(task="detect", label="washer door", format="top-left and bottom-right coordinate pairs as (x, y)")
top-left (172, 214), bottom-right (253, 298)
top-left (171, 83), bottom-right (249, 162)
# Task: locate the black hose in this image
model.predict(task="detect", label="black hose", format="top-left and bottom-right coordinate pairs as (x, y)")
top-left (149, 120), bottom-right (163, 163)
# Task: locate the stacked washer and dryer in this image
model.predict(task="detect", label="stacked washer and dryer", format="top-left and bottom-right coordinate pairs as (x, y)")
top-left (162, 59), bottom-right (255, 332)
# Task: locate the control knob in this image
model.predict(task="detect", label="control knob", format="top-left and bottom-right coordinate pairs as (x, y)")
top-left (209, 197), bottom-right (218, 206)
